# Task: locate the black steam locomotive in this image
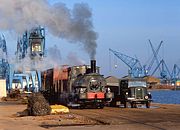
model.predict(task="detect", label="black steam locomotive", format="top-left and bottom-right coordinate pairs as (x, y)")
top-left (41, 60), bottom-right (113, 108)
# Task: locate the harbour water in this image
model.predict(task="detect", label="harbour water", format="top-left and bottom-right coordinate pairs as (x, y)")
top-left (151, 90), bottom-right (180, 104)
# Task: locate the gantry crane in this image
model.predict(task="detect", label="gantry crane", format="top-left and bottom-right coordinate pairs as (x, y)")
top-left (10, 26), bottom-right (45, 92)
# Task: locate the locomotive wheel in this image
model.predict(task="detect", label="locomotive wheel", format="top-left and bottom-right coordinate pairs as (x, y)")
top-left (99, 104), bottom-right (104, 109)
top-left (146, 101), bottom-right (150, 108)
top-left (79, 104), bottom-right (85, 109)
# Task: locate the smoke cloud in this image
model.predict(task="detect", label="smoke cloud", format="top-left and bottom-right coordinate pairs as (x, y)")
top-left (0, 0), bottom-right (97, 59)
top-left (0, 35), bottom-right (7, 60)
top-left (66, 52), bottom-right (85, 66)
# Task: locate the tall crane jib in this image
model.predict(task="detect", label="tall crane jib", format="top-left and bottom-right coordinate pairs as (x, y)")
top-left (109, 48), bottom-right (146, 78)
top-left (146, 40), bottom-right (163, 75)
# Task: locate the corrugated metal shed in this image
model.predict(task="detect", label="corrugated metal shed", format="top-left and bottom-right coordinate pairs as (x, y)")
top-left (105, 76), bottom-right (119, 86)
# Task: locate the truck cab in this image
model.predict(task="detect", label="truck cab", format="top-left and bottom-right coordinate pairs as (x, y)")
top-left (120, 78), bottom-right (152, 108)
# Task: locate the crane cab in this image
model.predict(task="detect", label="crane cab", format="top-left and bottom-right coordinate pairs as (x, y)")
top-left (29, 27), bottom-right (45, 58)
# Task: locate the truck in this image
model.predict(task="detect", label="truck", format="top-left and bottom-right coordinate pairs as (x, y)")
top-left (110, 78), bottom-right (152, 108)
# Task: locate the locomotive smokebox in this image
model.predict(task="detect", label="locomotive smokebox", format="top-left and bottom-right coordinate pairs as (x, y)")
top-left (91, 60), bottom-right (96, 73)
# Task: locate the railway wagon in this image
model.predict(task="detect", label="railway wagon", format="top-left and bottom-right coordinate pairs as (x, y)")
top-left (41, 65), bottom-right (69, 104)
top-left (41, 60), bottom-right (113, 108)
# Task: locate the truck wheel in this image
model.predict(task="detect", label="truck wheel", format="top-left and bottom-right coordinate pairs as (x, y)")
top-left (131, 102), bottom-right (137, 108)
top-left (124, 102), bottom-right (128, 108)
top-left (131, 102), bottom-right (134, 108)
top-left (146, 102), bottom-right (150, 108)
top-left (110, 100), bottom-right (116, 107)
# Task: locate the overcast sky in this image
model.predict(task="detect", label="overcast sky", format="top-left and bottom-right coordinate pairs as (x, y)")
top-left (1, 0), bottom-right (180, 78)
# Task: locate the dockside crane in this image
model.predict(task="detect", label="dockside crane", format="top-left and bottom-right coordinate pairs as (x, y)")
top-left (151, 59), bottom-right (171, 80)
top-left (149, 40), bottom-right (180, 83)
top-left (16, 26), bottom-right (45, 60)
top-left (10, 26), bottom-right (46, 92)
top-left (149, 40), bottom-right (172, 82)
top-left (171, 64), bottom-right (180, 83)
top-left (146, 40), bottom-right (163, 75)
top-left (109, 48), bottom-right (146, 77)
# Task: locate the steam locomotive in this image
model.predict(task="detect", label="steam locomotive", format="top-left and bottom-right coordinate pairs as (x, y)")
top-left (41, 60), bottom-right (113, 108)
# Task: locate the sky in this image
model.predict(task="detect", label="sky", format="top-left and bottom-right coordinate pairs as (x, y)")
top-left (1, 0), bottom-right (180, 78)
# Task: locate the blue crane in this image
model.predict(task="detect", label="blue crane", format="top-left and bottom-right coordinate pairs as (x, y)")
top-left (0, 35), bottom-right (10, 89)
top-left (146, 40), bottom-right (163, 75)
top-left (151, 59), bottom-right (171, 80)
top-left (109, 48), bottom-right (145, 77)
top-left (9, 26), bottom-right (45, 92)
top-left (149, 40), bottom-right (172, 81)
top-left (16, 26), bottom-right (45, 60)
top-left (171, 64), bottom-right (180, 83)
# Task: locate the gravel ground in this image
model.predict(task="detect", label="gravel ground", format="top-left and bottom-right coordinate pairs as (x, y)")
top-left (0, 101), bottom-right (180, 130)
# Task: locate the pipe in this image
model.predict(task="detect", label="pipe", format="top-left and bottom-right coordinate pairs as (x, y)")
top-left (91, 60), bottom-right (96, 73)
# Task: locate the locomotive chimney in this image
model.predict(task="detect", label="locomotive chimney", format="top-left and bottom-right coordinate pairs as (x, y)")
top-left (91, 60), bottom-right (96, 73)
